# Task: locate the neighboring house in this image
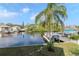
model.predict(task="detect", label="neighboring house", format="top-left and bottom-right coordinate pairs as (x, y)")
top-left (64, 25), bottom-right (77, 30)
top-left (11, 26), bottom-right (21, 32)
top-left (0, 25), bottom-right (11, 33)
top-left (0, 25), bottom-right (21, 33)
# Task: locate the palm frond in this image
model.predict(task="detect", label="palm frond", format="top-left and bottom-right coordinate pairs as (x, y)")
top-left (35, 11), bottom-right (45, 24)
top-left (54, 14), bottom-right (64, 32)
top-left (55, 5), bottom-right (67, 20)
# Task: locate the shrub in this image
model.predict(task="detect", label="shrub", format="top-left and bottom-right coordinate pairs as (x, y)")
top-left (46, 40), bottom-right (54, 52)
top-left (69, 35), bottom-right (79, 40)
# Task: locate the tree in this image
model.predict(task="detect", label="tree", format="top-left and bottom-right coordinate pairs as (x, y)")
top-left (6, 23), bottom-right (14, 26)
top-left (35, 3), bottom-right (67, 34)
top-left (35, 3), bottom-right (67, 51)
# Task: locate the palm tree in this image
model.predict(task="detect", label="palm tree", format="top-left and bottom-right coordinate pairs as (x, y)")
top-left (35, 3), bottom-right (67, 51)
top-left (35, 3), bottom-right (67, 35)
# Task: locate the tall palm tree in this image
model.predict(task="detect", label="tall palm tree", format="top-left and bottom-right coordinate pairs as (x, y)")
top-left (35, 3), bottom-right (67, 34)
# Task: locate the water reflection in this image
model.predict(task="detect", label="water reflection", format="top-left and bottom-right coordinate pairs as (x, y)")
top-left (0, 33), bottom-right (12, 38)
top-left (0, 32), bottom-right (45, 48)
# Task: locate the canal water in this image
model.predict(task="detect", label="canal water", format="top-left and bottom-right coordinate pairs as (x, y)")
top-left (0, 32), bottom-right (45, 48)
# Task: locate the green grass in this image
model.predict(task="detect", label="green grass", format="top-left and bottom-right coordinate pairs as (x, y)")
top-left (54, 42), bottom-right (79, 56)
top-left (0, 42), bottom-right (78, 56)
top-left (71, 47), bottom-right (79, 56)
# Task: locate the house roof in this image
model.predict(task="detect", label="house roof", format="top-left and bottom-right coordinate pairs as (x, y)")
top-left (0, 25), bottom-right (10, 28)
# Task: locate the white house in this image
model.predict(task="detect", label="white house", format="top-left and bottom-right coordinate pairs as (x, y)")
top-left (0, 25), bottom-right (21, 33)
top-left (11, 26), bottom-right (21, 32)
top-left (0, 25), bottom-right (11, 33)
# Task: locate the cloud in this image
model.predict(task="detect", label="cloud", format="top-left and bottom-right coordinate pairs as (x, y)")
top-left (30, 13), bottom-right (39, 20)
top-left (0, 6), bottom-right (30, 18)
top-left (22, 8), bottom-right (30, 13)
top-left (0, 9), bottom-right (18, 18)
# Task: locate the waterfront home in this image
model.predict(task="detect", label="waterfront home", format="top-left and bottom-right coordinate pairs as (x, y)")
top-left (0, 24), bottom-right (22, 33)
top-left (64, 25), bottom-right (78, 33)
top-left (11, 26), bottom-right (21, 32)
top-left (0, 25), bottom-right (11, 33)
top-left (63, 25), bottom-right (79, 37)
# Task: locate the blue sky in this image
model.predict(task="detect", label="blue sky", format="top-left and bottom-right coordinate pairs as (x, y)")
top-left (0, 3), bottom-right (79, 26)
top-left (65, 3), bottom-right (79, 26)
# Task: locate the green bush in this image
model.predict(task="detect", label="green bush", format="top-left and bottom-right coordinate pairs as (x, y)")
top-left (69, 35), bottom-right (79, 40)
top-left (46, 40), bottom-right (54, 52)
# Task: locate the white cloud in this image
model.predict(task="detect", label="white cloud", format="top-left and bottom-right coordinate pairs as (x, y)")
top-left (22, 8), bottom-right (30, 13)
top-left (0, 6), bottom-right (30, 18)
top-left (0, 9), bottom-right (18, 18)
top-left (30, 13), bottom-right (39, 20)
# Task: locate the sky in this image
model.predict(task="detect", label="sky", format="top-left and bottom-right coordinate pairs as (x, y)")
top-left (0, 3), bottom-right (79, 26)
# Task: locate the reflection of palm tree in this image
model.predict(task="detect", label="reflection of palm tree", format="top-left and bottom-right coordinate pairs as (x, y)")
top-left (35, 3), bottom-right (67, 33)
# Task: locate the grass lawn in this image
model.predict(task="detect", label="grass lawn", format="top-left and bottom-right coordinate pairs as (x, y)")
top-left (0, 42), bottom-right (79, 56)
top-left (54, 42), bottom-right (79, 56)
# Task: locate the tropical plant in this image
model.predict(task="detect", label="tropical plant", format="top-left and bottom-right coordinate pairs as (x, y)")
top-left (35, 3), bottom-right (67, 33)
top-left (35, 3), bottom-right (67, 51)
top-left (46, 40), bottom-right (54, 51)
top-left (69, 35), bottom-right (79, 40)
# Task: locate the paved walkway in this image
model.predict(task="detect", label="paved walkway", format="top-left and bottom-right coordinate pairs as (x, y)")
top-left (60, 37), bottom-right (79, 44)
top-left (43, 34), bottom-right (79, 44)
top-left (60, 37), bottom-right (71, 42)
